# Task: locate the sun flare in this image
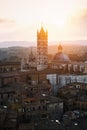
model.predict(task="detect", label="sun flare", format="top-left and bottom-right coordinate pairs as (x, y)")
top-left (0, 0), bottom-right (87, 41)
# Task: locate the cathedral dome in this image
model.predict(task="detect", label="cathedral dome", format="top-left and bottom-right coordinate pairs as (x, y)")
top-left (53, 53), bottom-right (70, 62)
top-left (53, 44), bottom-right (70, 62)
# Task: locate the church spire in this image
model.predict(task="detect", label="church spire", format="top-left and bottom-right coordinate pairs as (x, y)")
top-left (40, 26), bottom-right (45, 34)
top-left (58, 42), bottom-right (63, 53)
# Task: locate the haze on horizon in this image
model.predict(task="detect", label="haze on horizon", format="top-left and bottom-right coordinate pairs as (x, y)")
top-left (0, 0), bottom-right (87, 46)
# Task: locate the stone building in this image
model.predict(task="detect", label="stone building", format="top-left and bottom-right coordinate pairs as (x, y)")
top-left (47, 44), bottom-right (87, 95)
top-left (0, 60), bottom-right (63, 130)
top-left (37, 26), bottom-right (48, 71)
top-left (51, 44), bottom-right (85, 72)
top-left (0, 62), bottom-right (20, 87)
top-left (0, 67), bottom-right (63, 130)
top-left (21, 48), bottom-right (37, 71)
top-left (58, 82), bottom-right (87, 112)
top-left (28, 48), bottom-right (36, 70)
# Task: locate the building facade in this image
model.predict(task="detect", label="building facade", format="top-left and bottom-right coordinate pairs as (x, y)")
top-left (46, 44), bottom-right (87, 95)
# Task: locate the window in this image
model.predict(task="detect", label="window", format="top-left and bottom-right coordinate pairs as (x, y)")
top-left (39, 106), bottom-right (41, 110)
top-left (33, 107), bottom-right (35, 111)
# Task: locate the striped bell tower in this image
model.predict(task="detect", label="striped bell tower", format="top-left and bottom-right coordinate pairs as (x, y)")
top-left (37, 26), bottom-right (48, 71)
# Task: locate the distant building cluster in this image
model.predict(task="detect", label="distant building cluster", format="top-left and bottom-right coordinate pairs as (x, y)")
top-left (0, 26), bottom-right (87, 93)
top-left (20, 26), bottom-right (87, 73)
top-left (58, 82), bottom-right (87, 111)
top-left (0, 62), bottom-right (63, 130)
top-left (0, 26), bottom-right (87, 129)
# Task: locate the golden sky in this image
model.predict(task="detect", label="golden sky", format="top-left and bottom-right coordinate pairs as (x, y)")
top-left (0, 0), bottom-right (87, 42)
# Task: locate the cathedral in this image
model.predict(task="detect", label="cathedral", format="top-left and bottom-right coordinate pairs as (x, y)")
top-left (36, 27), bottom-right (87, 95)
top-left (20, 26), bottom-right (87, 76)
top-left (0, 26), bottom-right (87, 96)
top-left (37, 26), bottom-right (48, 70)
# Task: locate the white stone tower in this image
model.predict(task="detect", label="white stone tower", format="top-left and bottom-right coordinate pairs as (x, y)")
top-left (37, 26), bottom-right (48, 71)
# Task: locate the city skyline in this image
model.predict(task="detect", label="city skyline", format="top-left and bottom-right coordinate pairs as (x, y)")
top-left (0, 0), bottom-right (87, 44)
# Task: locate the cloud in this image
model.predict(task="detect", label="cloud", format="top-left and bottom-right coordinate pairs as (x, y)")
top-left (0, 18), bottom-right (16, 33)
top-left (66, 8), bottom-right (87, 39)
top-left (0, 18), bottom-right (15, 24)
top-left (76, 9), bottom-right (87, 35)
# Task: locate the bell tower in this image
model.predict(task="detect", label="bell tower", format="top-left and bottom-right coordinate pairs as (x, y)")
top-left (37, 26), bottom-right (48, 71)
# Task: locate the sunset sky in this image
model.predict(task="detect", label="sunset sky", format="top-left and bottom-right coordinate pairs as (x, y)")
top-left (0, 0), bottom-right (87, 43)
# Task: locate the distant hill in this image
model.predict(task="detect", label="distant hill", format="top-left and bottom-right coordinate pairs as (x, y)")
top-left (0, 40), bottom-right (87, 48)
top-left (0, 40), bottom-right (87, 61)
top-left (48, 45), bottom-right (87, 54)
top-left (62, 40), bottom-right (87, 46)
top-left (0, 41), bottom-right (36, 48)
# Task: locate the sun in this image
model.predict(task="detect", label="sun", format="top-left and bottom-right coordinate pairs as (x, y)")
top-left (38, 10), bottom-right (68, 30)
